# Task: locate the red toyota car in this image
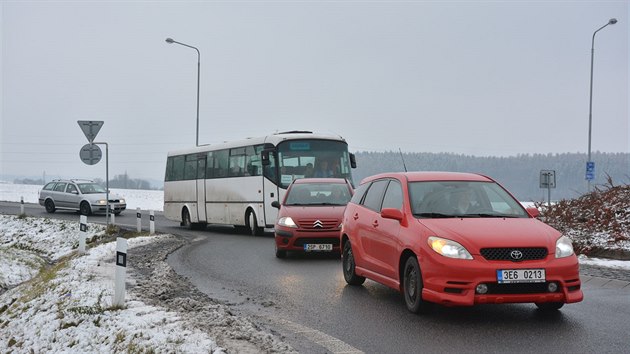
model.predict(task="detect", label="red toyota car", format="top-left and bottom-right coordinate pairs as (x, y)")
top-left (272, 178), bottom-right (354, 258)
top-left (341, 172), bottom-right (583, 313)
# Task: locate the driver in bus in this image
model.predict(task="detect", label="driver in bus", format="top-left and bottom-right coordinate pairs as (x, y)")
top-left (314, 160), bottom-right (334, 178)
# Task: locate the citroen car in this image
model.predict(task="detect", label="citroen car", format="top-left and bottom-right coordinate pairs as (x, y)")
top-left (39, 179), bottom-right (126, 216)
top-left (272, 178), bottom-right (354, 258)
top-left (341, 172), bottom-right (583, 313)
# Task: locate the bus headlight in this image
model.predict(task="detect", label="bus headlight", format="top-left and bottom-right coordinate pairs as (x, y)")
top-left (277, 217), bottom-right (298, 228)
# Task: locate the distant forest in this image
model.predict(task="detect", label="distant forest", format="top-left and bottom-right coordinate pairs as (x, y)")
top-left (352, 152), bottom-right (630, 202)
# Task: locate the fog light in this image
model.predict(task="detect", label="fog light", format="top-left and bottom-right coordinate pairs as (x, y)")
top-left (476, 284), bottom-right (488, 294)
top-left (282, 238), bottom-right (289, 245)
top-left (547, 282), bottom-right (558, 292)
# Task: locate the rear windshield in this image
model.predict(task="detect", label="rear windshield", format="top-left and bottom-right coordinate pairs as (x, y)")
top-left (285, 183), bottom-right (352, 206)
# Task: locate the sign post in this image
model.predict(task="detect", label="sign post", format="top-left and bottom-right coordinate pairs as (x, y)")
top-left (77, 121), bottom-right (109, 227)
top-left (540, 170), bottom-right (556, 207)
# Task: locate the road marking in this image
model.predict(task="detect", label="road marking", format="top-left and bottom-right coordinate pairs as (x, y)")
top-left (272, 317), bottom-right (363, 353)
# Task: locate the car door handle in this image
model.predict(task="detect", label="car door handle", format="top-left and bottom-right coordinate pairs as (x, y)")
top-left (372, 220), bottom-right (379, 227)
top-left (353, 213), bottom-right (359, 220)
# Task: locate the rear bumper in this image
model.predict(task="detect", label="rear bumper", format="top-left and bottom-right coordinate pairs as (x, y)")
top-left (420, 253), bottom-right (583, 307)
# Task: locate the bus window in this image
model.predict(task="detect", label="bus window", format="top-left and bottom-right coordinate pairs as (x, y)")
top-left (184, 154), bottom-right (198, 180)
top-left (165, 157), bottom-right (174, 181)
top-left (197, 155), bottom-right (206, 179)
top-left (205, 152), bottom-right (214, 178)
top-left (246, 145), bottom-right (262, 176)
top-left (173, 155), bottom-right (185, 181)
top-left (263, 151), bottom-right (277, 183)
top-left (214, 150), bottom-right (229, 178)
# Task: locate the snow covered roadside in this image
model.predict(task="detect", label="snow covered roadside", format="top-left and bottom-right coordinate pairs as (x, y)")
top-left (0, 215), bottom-right (294, 353)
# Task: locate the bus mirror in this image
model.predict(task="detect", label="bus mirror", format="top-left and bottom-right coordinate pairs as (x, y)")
top-left (350, 153), bottom-right (357, 168)
top-left (261, 150), bottom-right (270, 166)
top-left (271, 200), bottom-right (281, 209)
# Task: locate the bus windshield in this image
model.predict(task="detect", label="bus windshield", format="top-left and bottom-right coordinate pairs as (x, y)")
top-left (276, 139), bottom-right (353, 188)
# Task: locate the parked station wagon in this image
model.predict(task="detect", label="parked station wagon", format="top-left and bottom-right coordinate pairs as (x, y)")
top-left (39, 179), bottom-right (126, 216)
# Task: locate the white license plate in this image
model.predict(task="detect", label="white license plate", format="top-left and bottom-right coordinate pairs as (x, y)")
top-left (304, 244), bottom-right (333, 252)
top-left (497, 269), bottom-right (546, 284)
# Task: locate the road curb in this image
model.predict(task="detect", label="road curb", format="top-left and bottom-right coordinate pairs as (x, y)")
top-left (581, 275), bottom-right (630, 290)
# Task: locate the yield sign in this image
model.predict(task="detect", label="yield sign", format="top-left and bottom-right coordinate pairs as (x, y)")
top-left (77, 120), bottom-right (104, 143)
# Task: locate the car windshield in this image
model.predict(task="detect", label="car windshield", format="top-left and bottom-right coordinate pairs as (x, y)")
top-left (77, 183), bottom-right (107, 194)
top-left (285, 183), bottom-right (351, 206)
top-left (408, 181), bottom-right (528, 218)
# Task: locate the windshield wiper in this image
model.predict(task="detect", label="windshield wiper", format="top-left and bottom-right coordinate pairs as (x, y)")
top-left (413, 212), bottom-right (456, 218)
top-left (464, 213), bottom-right (520, 218)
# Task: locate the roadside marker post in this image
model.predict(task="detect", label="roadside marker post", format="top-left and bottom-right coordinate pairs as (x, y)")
top-left (20, 197), bottom-right (24, 215)
top-left (113, 237), bottom-right (128, 307)
top-left (110, 208), bottom-right (115, 226)
top-left (150, 210), bottom-right (155, 235)
top-left (136, 208), bottom-right (142, 232)
top-left (78, 215), bottom-right (88, 255)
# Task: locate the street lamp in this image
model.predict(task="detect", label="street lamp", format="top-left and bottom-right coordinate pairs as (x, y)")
top-left (166, 37), bottom-right (201, 146)
top-left (586, 18), bottom-right (617, 191)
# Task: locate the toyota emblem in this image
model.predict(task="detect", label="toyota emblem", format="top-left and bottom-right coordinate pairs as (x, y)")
top-left (510, 250), bottom-right (524, 260)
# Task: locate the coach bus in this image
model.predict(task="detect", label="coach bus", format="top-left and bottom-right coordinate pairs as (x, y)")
top-left (163, 131), bottom-right (356, 234)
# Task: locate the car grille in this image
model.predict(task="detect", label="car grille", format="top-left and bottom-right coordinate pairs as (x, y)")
top-left (293, 238), bottom-right (340, 247)
top-left (480, 247), bottom-right (548, 262)
top-left (486, 282), bottom-right (557, 294)
top-left (297, 218), bottom-right (339, 230)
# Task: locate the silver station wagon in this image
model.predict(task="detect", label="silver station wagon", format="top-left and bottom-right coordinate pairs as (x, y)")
top-left (39, 179), bottom-right (126, 216)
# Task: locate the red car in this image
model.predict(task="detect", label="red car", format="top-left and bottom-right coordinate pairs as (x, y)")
top-left (341, 172), bottom-right (583, 313)
top-left (272, 178), bottom-right (354, 258)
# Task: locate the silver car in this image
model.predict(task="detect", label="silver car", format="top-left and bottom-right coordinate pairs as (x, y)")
top-left (38, 179), bottom-right (126, 216)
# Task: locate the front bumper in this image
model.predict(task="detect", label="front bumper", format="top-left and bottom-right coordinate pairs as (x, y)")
top-left (419, 252), bottom-right (584, 306)
top-left (274, 228), bottom-right (341, 253)
top-left (91, 203), bottom-right (127, 214)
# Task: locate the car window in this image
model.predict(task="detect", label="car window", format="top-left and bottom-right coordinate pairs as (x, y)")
top-left (78, 183), bottom-right (106, 194)
top-left (350, 182), bottom-right (370, 205)
top-left (66, 184), bottom-right (78, 194)
top-left (381, 180), bottom-right (403, 210)
top-left (285, 182), bottom-right (352, 206)
top-left (43, 182), bottom-right (56, 191)
top-left (53, 183), bottom-right (67, 192)
top-left (362, 179), bottom-right (389, 212)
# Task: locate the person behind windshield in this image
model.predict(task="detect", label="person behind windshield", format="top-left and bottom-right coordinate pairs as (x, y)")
top-left (304, 163), bottom-right (314, 178)
top-left (450, 189), bottom-right (472, 214)
top-left (314, 160), bottom-right (333, 178)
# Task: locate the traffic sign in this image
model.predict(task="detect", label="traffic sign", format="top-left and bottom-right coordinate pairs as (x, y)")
top-left (540, 170), bottom-right (556, 189)
top-left (585, 161), bottom-right (595, 181)
top-left (80, 144), bottom-right (102, 165)
top-left (78, 120), bottom-right (104, 143)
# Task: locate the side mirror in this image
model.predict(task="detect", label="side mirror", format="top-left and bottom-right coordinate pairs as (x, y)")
top-left (271, 200), bottom-right (281, 209)
top-left (526, 207), bottom-right (540, 218)
top-left (350, 153), bottom-right (357, 169)
top-left (381, 208), bottom-right (403, 221)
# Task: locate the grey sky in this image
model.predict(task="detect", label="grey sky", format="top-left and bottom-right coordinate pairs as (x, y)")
top-left (1, 1), bottom-right (627, 182)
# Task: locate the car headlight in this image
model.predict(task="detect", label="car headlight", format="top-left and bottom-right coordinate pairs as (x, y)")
top-left (277, 217), bottom-right (298, 228)
top-left (428, 236), bottom-right (473, 260)
top-left (97, 199), bottom-right (107, 205)
top-left (119, 199), bottom-right (125, 204)
top-left (555, 235), bottom-right (574, 258)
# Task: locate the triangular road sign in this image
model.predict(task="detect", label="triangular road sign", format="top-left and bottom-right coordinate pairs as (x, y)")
top-left (77, 120), bottom-right (104, 143)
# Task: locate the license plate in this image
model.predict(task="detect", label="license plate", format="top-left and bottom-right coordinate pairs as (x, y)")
top-left (497, 269), bottom-right (546, 284)
top-left (304, 244), bottom-right (333, 252)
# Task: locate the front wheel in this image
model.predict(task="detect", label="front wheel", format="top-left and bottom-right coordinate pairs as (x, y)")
top-left (247, 210), bottom-right (264, 236)
top-left (44, 199), bottom-right (56, 213)
top-left (403, 256), bottom-right (430, 314)
top-left (342, 241), bottom-right (365, 285)
top-left (80, 201), bottom-right (92, 216)
top-left (275, 243), bottom-right (287, 258)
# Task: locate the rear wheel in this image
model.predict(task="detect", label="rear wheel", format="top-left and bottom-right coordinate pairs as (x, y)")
top-left (247, 210), bottom-right (264, 236)
top-left (535, 302), bottom-right (564, 311)
top-left (44, 199), bottom-right (56, 213)
top-left (181, 208), bottom-right (192, 229)
top-left (342, 241), bottom-right (365, 285)
top-left (403, 256), bottom-right (430, 314)
top-left (80, 201), bottom-right (92, 216)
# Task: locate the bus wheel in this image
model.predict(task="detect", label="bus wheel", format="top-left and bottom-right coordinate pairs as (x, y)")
top-left (182, 208), bottom-right (192, 229)
top-left (247, 210), bottom-right (264, 236)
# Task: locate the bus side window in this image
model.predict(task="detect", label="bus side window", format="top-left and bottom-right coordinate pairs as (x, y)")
top-left (214, 150), bottom-right (229, 178)
top-left (173, 155), bottom-right (185, 181)
top-left (184, 154), bottom-right (197, 180)
top-left (205, 152), bottom-right (214, 179)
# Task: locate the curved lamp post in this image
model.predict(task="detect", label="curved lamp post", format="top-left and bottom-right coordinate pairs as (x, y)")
top-left (587, 18), bottom-right (617, 191)
top-left (166, 37), bottom-right (201, 146)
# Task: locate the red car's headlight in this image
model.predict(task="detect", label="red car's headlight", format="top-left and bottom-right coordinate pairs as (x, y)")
top-left (428, 236), bottom-right (473, 260)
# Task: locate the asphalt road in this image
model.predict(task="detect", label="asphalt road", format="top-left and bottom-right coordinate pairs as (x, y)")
top-left (3, 202), bottom-right (630, 353)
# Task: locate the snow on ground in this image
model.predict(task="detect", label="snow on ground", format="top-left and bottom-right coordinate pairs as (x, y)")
top-left (1, 183), bottom-right (629, 352)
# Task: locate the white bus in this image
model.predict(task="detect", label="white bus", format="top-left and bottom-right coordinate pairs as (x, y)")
top-left (163, 131), bottom-right (356, 234)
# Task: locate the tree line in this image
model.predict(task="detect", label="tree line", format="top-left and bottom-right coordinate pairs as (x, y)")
top-left (352, 151), bottom-right (630, 202)
top-left (13, 172), bottom-right (157, 190)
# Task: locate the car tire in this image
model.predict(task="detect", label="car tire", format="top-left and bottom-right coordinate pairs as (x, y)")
top-left (535, 302), bottom-right (564, 311)
top-left (275, 243), bottom-right (287, 259)
top-left (44, 199), bottom-right (56, 213)
top-left (247, 210), bottom-right (264, 236)
top-left (403, 256), bottom-right (430, 314)
top-left (342, 241), bottom-right (365, 285)
top-left (80, 201), bottom-right (92, 216)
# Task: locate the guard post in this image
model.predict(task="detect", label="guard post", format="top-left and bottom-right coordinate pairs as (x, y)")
top-left (78, 215), bottom-right (88, 254)
top-left (20, 196), bottom-right (24, 215)
top-left (136, 208), bottom-right (142, 232)
top-left (150, 210), bottom-right (155, 235)
top-left (113, 237), bottom-right (128, 307)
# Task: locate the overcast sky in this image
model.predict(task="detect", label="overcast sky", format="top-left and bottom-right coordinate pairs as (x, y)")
top-left (1, 0), bottom-right (627, 182)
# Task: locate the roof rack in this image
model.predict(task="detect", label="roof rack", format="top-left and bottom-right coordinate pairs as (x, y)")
top-left (276, 130), bottom-right (313, 135)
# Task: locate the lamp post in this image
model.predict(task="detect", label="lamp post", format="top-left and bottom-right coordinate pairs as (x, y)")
top-left (166, 37), bottom-right (201, 146)
top-left (587, 18), bottom-right (617, 191)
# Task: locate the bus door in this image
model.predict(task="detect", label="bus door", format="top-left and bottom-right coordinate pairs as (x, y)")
top-left (261, 148), bottom-right (280, 227)
top-left (196, 154), bottom-right (207, 222)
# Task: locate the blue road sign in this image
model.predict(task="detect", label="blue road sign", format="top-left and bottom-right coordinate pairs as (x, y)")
top-left (585, 161), bottom-right (595, 181)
